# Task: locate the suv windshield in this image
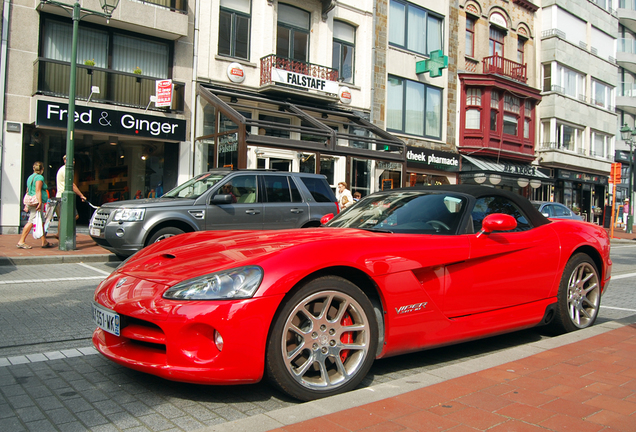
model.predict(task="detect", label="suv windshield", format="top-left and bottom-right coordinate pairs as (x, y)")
top-left (327, 191), bottom-right (466, 234)
top-left (163, 172), bottom-right (229, 199)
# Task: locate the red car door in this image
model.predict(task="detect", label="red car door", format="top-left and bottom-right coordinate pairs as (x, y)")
top-left (441, 198), bottom-right (561, 318)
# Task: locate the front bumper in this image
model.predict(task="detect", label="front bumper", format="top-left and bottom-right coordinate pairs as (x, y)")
top-left (90, 221), bottom-right (146, 256)
top-left (93, 278), bottom-right (284, 384)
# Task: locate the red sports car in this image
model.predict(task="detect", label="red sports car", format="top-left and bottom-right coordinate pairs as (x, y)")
top-left (92, 186), bottom-right (611, 401)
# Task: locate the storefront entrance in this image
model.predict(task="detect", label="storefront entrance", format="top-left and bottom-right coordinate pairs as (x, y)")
top-left (21, 126), bottom-right (180, 225)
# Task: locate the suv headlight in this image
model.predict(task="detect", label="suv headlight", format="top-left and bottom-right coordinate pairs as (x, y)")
top-left (163, 266), bottom-right (263, 300)
top-left (112, 208), bottom-right (145, 222)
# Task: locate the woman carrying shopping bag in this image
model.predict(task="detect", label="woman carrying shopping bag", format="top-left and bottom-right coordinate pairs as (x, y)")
top-left (17, 161), bottom-right (54, 249)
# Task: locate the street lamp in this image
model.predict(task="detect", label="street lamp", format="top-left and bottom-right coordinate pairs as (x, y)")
top-left (619, 124), bottom-right (635, 233)
top-left (40, 0), bottom-right (120, 250)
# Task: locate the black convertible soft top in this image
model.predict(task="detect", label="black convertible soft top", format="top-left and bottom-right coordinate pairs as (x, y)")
top-left (388, 184), bottom-right (550, 228)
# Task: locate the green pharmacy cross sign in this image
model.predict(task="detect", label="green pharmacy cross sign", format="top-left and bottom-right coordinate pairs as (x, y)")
top-left (416, 50), bottom-right (448, 77)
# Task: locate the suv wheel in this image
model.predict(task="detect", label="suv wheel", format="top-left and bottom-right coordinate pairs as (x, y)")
top-left (146, 227), bottom-right (185, 245)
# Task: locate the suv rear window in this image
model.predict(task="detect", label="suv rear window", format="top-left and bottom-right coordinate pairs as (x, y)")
top-left (300, 177), bottom-right (337, 202)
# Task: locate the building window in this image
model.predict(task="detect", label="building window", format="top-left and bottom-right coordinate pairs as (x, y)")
top-left (543, 64), bottom-right (551, 92)
top-left (543, 63), bottom-right (585, 100)
top-left (555, 122), bottom-right (583, 152)
top-left (387, 75), bottom-right (442, 139)
top-left (503, 94), bottom-right (520, 136)
top-left (466, 17), bottom-right (475, 57)
top-left (333, 21), bottom-right (355, 84)
top-left (591, 79), bottom-right (613, 110)
top-left (517, 37), bottom-right (526, 64)
top-left (489, 27), bottom-right (504, 57)
top-left (490, 91), bottom-right (499, 131)
top-left (389, 0), bottom-right (444, 56)
top-left (218, 0), bottom-right (251, 60)
top-left (42, 18), bottom-right (170, 78)
top-left (592, 131), bottom-right (611, 158)
top-left (465, 88), bottom-right (481, 129)
top-left (524, 100), bottom-right (532, 139)
top-left (277, 4), bottom-right (310, 62)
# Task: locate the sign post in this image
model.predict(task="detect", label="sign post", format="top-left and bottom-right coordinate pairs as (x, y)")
top-left (610, 162), bottom-right (622, 239)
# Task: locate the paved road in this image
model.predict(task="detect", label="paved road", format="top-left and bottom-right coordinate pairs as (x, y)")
top-left (1, 245), bottom-right (635, 431)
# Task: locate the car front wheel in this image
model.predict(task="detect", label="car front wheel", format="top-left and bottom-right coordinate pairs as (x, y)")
top-left (266, 276), bottom-right (378, 401)
top-left (146, 227), bottom-right (185, 245)
top-left (549, 253), bottom-right (601, 333)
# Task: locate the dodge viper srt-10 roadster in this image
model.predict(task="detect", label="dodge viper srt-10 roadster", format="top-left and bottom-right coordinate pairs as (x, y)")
top-left (92, 185), bottom-right (611, 401)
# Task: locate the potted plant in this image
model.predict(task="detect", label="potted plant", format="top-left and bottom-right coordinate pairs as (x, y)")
top-left (84, 59), bottom-right (95, 74)
top-left (133, 66), bottom-right (142, 75)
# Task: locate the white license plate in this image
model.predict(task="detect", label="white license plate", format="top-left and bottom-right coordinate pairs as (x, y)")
top-left (92, 303), bottom-right (120, 337)
top-left (90, 227), bottom-right (101, 237)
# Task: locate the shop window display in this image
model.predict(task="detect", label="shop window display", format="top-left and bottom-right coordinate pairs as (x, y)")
top-left (22, 129), bottom-right (179, 225)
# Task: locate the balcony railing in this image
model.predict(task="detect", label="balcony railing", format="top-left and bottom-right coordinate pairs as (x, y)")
top-left (260, 54), bottom-right (339, 87)
top-left (482, 54), bottom-right (527, 83)
top-left (137, 0), bottom-right (188, 14)
top-left (34, 58), bottom-right (184, 112)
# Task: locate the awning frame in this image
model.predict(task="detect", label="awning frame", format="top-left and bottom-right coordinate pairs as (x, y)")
top-left (198, 84), bottom-right (405, 163)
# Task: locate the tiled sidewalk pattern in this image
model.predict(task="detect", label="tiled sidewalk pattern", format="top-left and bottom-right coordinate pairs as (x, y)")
top-left (264, 324), bottom-right (636, 432)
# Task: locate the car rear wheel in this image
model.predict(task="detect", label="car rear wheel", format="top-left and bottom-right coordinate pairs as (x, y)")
top-left (146, 227), bottom-right (185, 245)
top-left (266, 276), bottom-right (378, 401)
top-left (549, 253), bottom-right (601, 333)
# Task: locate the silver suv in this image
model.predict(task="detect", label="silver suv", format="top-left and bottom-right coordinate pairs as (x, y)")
top-left (89, 169), bottom-right (338, 257)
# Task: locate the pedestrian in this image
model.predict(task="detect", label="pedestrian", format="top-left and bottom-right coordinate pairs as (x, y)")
top-left (17, 161), bottom-right (54, 249)
top-left (624, 198), bottom-right (631, 231)
top-left (353, 191), bottom-right (362, 202)
top-left (52, 155), bottom-right (86, 237)
top-left (337, 181), bottom-right (354, 209)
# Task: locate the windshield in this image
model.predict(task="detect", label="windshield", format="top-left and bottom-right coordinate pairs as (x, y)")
top-left (162, 172), bottom-right (229, 199)
top-left (327, 191), bottom-right (467, 234)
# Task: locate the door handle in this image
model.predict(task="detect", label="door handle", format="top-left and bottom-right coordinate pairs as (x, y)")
top-left (245, 209), bottom-right (261, 215)
top-left (290, 208), bottom-right (304, 214)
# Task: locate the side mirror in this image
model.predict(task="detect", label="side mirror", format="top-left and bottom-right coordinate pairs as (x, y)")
top-left (211, 194), bottom-right (233, 204)
top-left (320, 213), bottom-right (335, 225)
top-left (477, 214), bottom-right (517, 237)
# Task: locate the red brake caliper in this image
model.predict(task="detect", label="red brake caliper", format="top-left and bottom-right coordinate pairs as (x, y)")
top-left (339, 312), bottom-right (353, 363)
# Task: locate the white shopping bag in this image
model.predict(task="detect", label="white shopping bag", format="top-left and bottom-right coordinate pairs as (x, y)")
top-left (33, 211), bottom-right (44, 239)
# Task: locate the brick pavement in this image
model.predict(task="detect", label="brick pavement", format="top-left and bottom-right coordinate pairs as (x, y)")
top-left (203, 318), bottom-right (636, 432)
top-left (0, 233), bottom-right (115, 265)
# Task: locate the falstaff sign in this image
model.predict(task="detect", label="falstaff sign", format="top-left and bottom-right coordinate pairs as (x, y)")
top-left (271, 68), bottom-right (340, 94)
top-left (36, 100), bottom-right (187, 141)
top-left (406, 146), bottom-right (459, 172)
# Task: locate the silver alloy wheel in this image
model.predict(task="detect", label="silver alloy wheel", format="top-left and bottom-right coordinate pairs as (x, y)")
top-left (280, 290), bottom-right (371, 390)
top-left (154, 233), bottom-right (175, 242)
top-left (567, 261), bottom-right (600, 328)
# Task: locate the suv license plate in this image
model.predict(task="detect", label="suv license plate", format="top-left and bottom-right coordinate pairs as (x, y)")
top-left (90, 228), bottom-right (101, 237)
top-left (92, 303), bottom-right (120, 337)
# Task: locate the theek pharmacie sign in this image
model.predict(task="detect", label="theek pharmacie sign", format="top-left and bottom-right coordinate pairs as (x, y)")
top-left (271, 68), bottom-right (339, 94)
top-left (36, 100), bottom-right (186, 141)
top-left (406, 146), bottom-right (459, 172)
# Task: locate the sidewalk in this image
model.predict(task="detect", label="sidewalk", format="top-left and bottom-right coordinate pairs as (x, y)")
top-left (203, 317), bottom-right (636, 432)
top-left (0, 232), bottom-right (116, 265)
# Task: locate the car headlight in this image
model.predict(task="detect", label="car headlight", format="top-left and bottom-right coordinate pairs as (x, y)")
top-left (163, 266), bottom-right (263, 300)
top-left (112, 208), bottom-right (145, 222)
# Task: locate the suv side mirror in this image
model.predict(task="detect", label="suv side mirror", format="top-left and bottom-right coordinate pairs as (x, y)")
top-left (476, 214), bottom-right (517, 237)
top-left (212, 194), bottom-right (233, 204)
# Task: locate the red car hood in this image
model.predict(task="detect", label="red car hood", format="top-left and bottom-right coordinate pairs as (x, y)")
top-left (118, 228), bottom-right (381, 286)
